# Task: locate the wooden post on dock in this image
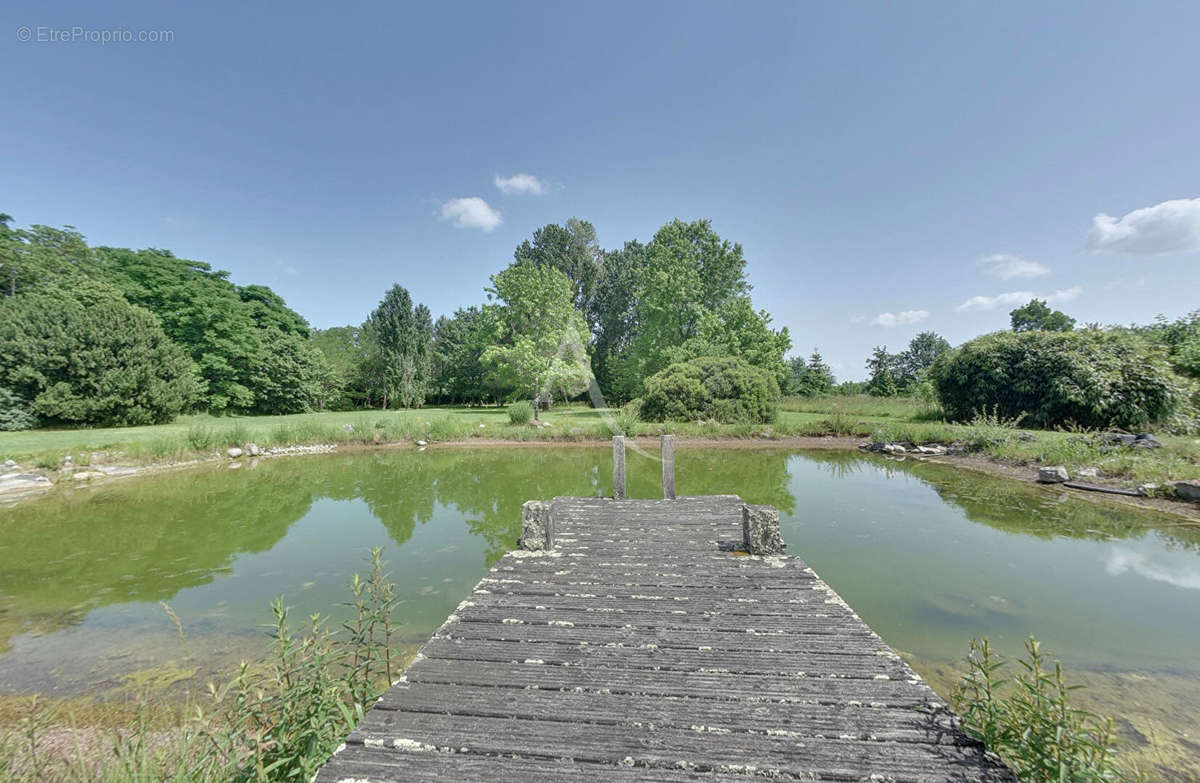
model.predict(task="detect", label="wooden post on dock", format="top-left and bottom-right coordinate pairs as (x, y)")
top-left (612, 435), bottom-right (626, 500)
top-left (661, 435), bottom-right (676, 499)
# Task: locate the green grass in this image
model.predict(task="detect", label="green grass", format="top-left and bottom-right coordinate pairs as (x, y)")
top-left (3, 396), bottom-right (1198, 487)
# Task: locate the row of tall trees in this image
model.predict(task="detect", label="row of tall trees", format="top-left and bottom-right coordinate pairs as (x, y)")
top-left (312, 218), bottom-right (792, 412)
top-left (0, 214), bottom-right (333, 427)
top-left (863, 331), bottom-right (954, 396)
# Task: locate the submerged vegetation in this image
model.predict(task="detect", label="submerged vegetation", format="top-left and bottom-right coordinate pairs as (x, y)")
top-left (0, 550), bottom-right (400, 782)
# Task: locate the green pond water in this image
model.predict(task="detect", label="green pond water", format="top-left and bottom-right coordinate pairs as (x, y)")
top-left (1, 446), bottom-right (1199, 773)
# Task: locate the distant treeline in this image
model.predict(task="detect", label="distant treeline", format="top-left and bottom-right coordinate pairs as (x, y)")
top-left (2, 210), bottom-right (1194, 433)
top-left (311, 218), bottom-right (792, 414)
top-left (0, 214), bottom-right (795, 428)
top-left (0, 215), bottom-right (334, 428)
top-left (850, 298), bottom-right (1200, 432)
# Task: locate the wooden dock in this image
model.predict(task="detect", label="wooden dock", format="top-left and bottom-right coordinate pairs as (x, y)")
top-left (315, 463), bottom-right (1013, 781)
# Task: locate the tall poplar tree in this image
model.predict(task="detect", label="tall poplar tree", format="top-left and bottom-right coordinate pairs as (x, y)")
top-left (366, 284), bottom-right (433, 409)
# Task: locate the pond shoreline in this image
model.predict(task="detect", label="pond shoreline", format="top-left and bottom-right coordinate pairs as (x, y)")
top-left (4, 434), bottom-right (1199, 522)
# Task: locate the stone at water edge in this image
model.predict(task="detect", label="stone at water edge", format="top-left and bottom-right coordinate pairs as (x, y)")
top-left (1137, 483), bottom-right (1159, 497)
top-left (2, 459), bottom-right (17, 470)
top-left (1170, 480), bottom-right (1200, 501)
top-left (227, 447), bottom-right (243, 458)
top-left (1037, 465), bottom-right (1070, 483)
top-left (416, 440), bottom-right (428, 447)
top-left (244, 443), bottom-right (261, 457)
top-left (1076, 467), bottom-right (1101, 479)
top-left (1133, 434), bottom-right (1162, 450)
top-left (0, 473), bottom-right (52, 492)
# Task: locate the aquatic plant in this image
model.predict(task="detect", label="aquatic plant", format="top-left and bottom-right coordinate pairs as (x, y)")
top-left (953, 637), bottom-right (1132, 782)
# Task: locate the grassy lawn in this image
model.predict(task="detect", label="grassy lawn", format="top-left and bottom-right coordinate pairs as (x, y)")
top-left (2, 396), bottom-right (1197, 486)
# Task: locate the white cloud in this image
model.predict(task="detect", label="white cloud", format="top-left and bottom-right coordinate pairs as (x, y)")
top-left (979, 253), bottom-right (1050, 279)
top-left (1048, 285), bottom-right (1082, 303)
top-left (955, 291), bottom-right (1034, 312)
top-left (954, 286), bottom-right (1081, 313)
top-left (439, 197), bottom-right (502, 231)
top-left (1107, 544), bottom-right (1200, 591)
top-left (1103, 276), bottom-right (1147, 291)
top-left (493, 173), bottom-right (546, 196)
top-left (1087, 197), bottom-right (1200, 255)
top-left (871, 310), bottom-right (929, 327)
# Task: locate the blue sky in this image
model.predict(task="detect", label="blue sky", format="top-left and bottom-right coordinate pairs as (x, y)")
top-left (4, 2), bottom-right (1198, 380)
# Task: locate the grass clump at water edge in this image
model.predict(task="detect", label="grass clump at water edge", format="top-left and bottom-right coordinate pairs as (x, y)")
top-left (0, 548), bottom-right (401, 783)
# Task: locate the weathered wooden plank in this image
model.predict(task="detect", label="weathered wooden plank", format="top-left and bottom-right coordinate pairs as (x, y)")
top-left (418, 637), bottom-right (915, 679)
top-left (347, 711), bottom-right (1007, 782)
top-left (440, 621), bottom-right (887, 654)
top-left (372, 682), bottom-right (966, 742)
top-left (316, 745), bottom-right (772, 782)
top-left (455, 605), bottom-right (871, 634)
top-left (402, 657), bottom-right (943, 707)
top-left (465, 591), bottom-right (853, 615)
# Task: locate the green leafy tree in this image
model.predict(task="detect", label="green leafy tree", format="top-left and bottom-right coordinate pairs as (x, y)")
top-left (239, 284), bottom-right (310, 337)
top-left (481, 262), bottom-right (591, 420)
top-left (513, 219), bottom-right (602, 320)
top-left (95, 247), bottom-right (259, 411)
top-left (900, 331), bottom-right (952, 384)
top-left (1011, 298), bottom-right (1076, 333)
top-left (366, 285), bottom-right (434, 409)
top-left (632, 219), bottom-right (751, 380)
top-left (93, 246), bottom-right (328, 414)
top-left (0, 221), bottom-right (96, 297)
top-left (687, 297), bottom-right (792, 391)
top-left (791, 349), bottom-right (836, 396)
top-left (865, 346), bottom-right (902, 396)
top-left (249, 328), bottom-right (335, 414)
top-left (588, 240), bottom-right (648, 403)
top-left (0, 386), bottom-right (36, 431)
top-left (0, 281), bottom-right (201, 426)
top-left (0, 213), bottom-right (29, 297)
top-left (310, 325), bottom-right (373, 409)
top-left (1142, 310), bottom-right (1200, 379)
top-left (627, 219), bottom-right (791, 392)
top-left (430, 307), bottom-right (497, 405)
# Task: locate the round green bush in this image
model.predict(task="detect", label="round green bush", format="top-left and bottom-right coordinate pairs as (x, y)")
top-left (931, 330), bottom-right (1181, 430)
top-left (640, 356), bottom-right (780, 424)
top-left (0, 281), bottom-right (202, 427)
top-left (507, 400), bottom-right (534, 425)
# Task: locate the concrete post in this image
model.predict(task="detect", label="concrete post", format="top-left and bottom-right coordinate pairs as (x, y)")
top-left (661, 435), bottom-right (676, 499)
top-left (612, 436), bottom-right (626, 500)
top-left (519, 500), bottom-right (554, 550)
top-left (742, 504), bottom-right (785, 555)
